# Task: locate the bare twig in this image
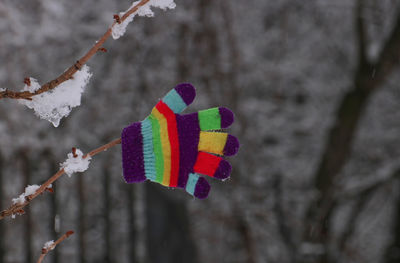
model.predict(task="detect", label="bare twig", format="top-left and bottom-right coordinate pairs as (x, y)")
top-left (0, 138), bottom-right (121, 220)
top-left (0, 0), bottom-right (150, 100)
top-left (36, 230), bottom-right (74, 263)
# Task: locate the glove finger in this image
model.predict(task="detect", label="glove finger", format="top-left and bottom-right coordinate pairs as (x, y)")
top-left (197, 107), bottom-right (234, 131)
top-left (185, 173), bottom-right (210, 199)
top-left (193, 152), bottom-right (232, 180)
top-left (161, 83), bottom-right (196, 114)
top-left (198, 131), bottom-right (239, 156)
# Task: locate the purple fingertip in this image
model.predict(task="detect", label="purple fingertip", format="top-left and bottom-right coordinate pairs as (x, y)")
top-left (175, 83), bottom-right (196, 106)
top-left (214, 160), bottom-right (232, 180)
top-left (193, 177), bottom-right (210, 199)
top-left (223, 135), bottom-right (240, 156)
top-left (219, 107), bottom-right (234, 128)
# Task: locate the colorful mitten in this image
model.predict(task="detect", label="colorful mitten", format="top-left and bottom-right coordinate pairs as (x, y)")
top-left (121, 83), bottom-right (239, 199)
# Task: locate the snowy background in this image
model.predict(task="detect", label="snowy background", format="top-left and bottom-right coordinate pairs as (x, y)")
top-left (0, 0), bottom-right (400, 263)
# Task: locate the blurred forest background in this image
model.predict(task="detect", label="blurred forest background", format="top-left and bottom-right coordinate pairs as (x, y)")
top-left (0, 0), bottom-right (400, 262)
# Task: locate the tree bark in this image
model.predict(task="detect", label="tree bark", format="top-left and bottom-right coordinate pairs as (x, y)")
top-left (303, 3), bottom-right (400, 263)
top-left (78, 174), bottom-right (86, 263)
top-left (126, 185), bottom-right (138, 263)
top-left (0, 153), bottom-right (4, 263)
top-left (145, 184), bottom-right (198, 263)
top-left (384, 182), bottom-right (400, 263)
top-left (40, 149), bottom-right (60, 263)
top-left (103, 158), bottom-right (112, 263)
top-left (20, 150), bottom-right (33, 263)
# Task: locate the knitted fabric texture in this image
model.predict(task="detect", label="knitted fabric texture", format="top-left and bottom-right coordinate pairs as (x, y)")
top-left (121, 83), bottom-right (239, 199)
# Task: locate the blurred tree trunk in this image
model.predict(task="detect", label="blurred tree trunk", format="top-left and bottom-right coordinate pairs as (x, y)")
top-left (127, 186), bottom-right (138, 263)
top-left (303, 3), bottom-right (400, 263)
top-left (20, 150), bottom-right (33, 263)
top-left (195, 0), bottom-right (222, 102)
top-left (50, 183), bottom-right (59, 263)
top-left (0, 153), bottom-right (4, 263)
top-left (103, 158), bottom-right (112, 263)
top-left (145, 184), bottom-right (198, 263)
top-left (78, 174), bottom-right (86, 263)
top-left (40, 149), bottom-right (60, 263)
top-left (384, 183), bottom-right (400, 263)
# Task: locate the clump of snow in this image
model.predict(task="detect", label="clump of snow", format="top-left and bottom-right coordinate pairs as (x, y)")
top-left (151, 0), bottom-right (176, 10)
top-left (111, 0), bottom-right (176, 39)
top-left (60, 148), bottom-right (91, 177)
top-left (19, 65), bottom-right (92, 127)
top-left (112, 14), bottom-right (135, 40)
top-left (22, 77), bottom-right (41, 93)
top-left (43, 240), bottom-right (55, 250)
top-left (12, 184), bottom-right (41, 205)
top-left (0, 88), bottom-right (5, 92)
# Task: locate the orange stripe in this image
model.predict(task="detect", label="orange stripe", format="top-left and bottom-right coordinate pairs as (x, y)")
top-left (156, 101), bottom-right (180, 187)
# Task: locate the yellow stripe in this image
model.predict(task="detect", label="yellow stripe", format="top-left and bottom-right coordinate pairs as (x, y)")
top-left (151, 108), bottom-right (171, 186)
top-left (198, 131), bottom-right (228, 155)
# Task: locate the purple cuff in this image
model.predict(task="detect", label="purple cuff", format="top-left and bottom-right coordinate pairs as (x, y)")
top-left (121, 122), bottom-right (146, 183)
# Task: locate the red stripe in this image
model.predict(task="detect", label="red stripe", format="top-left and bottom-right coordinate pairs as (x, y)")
top-left (156, 101), bottom-right (180, 187)
top-left (193, 152), bottom-right (222, 177)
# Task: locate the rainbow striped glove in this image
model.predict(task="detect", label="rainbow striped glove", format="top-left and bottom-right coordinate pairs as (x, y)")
top-left (121, 83), bottom-right (239, 199)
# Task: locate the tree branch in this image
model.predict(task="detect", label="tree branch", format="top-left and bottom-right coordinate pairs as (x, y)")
top-left (36, 230), bottom-right (74, 263)
top-left (0, 138), bottom-right (121, 220)
top-left (355, 0), bottom-right (367, 66)
top-left (338, 168), bottom-right (400, 201)
top-left (338, 184), bottom-right (378, 252)
top-left (372, 8), bottom-right (400, 87)
top-left (302, 5), bottom-right (400, 262)
top-left (272, 174), bottom-right (296, 263)
top-left (0, 0), bottom-right (150, 100)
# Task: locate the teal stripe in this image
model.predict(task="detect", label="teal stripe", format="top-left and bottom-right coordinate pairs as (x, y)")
top-left (185, 173), bottom-right (199, 196)
top-left (162, 89), bottom-right (187, 113)
top-left (141, 118), bottom-right (157, 181)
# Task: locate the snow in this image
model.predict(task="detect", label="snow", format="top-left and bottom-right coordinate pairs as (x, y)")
top-left (151, 0), bottom-right (176, 10)
top-left (0, 88), bottom-right (5, 92)
top-left (12, 184), bottom-right (40, 205)
top-left (111, 0), bottom-right (176, 39)
top-left (112, 13), bottom-right (135, 40)
top-left (60, 148), bottom-right (91, 177)
top-left (19, 65), bottom-right (92, 127)
top-left (22, 77), bottom-right (41, 93)
top-left (43, 240), bottom-right (55, 250)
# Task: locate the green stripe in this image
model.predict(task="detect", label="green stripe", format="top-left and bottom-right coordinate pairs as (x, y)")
top-left (149, 114), bottom-right (164, 183)
top-left (198, 107), bottom-right (221, 131)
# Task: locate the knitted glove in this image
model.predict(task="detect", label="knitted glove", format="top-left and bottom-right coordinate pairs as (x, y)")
top-left (121, 83), bottom-right (239, 199)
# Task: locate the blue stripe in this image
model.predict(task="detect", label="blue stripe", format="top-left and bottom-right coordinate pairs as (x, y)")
top-left (141, 118), bottom-right (157, 181)
top-left (185, 173), bottom-right (199, 196)
top-left (162, 89), bottom-right (187, 113)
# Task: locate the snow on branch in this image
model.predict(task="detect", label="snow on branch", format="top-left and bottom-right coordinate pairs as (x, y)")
top-left (19, 66), bottom-right (92, 127)
top-left (112, 0), bottom-right (176, 39)
top-left (0, 138), bottom-right (121, 220)
top-left (60, 147), bottom-right (91, 176)
top-left (12, 185), bottom-right (41, 205)
top-left (0, 0), bottom-right (175, 125)
top-left (37, 231), bottom-right (74, 263)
